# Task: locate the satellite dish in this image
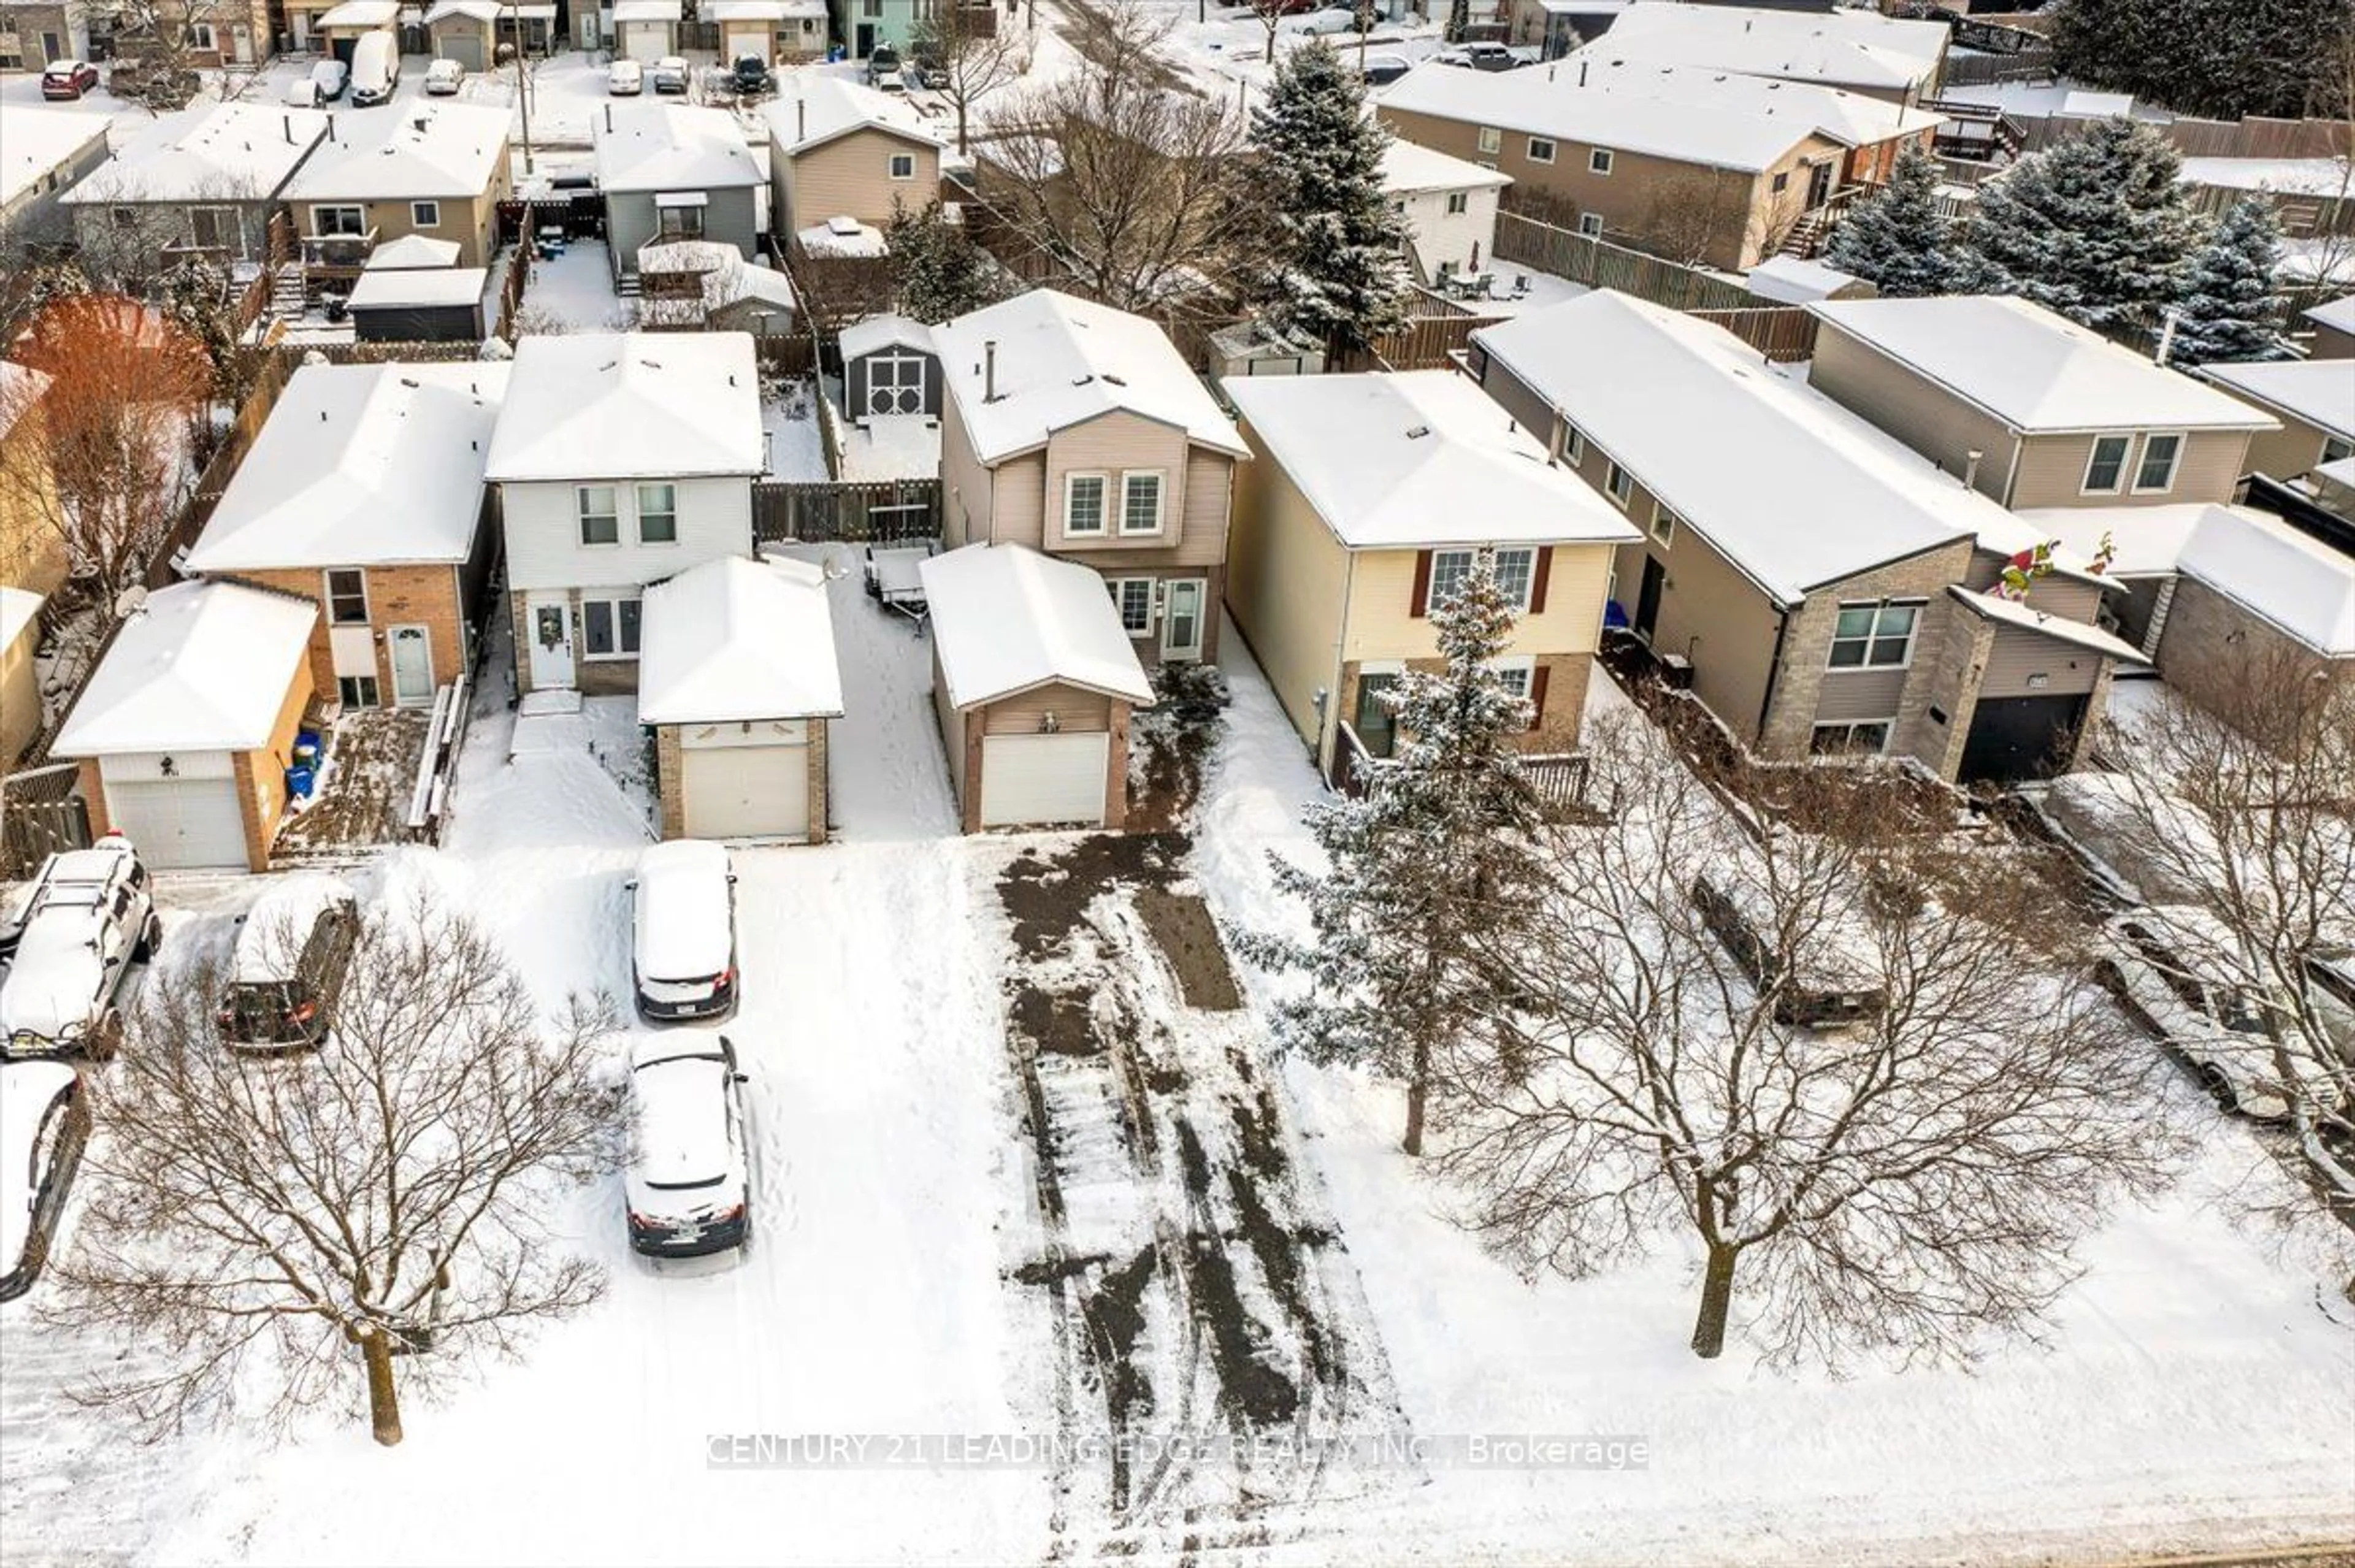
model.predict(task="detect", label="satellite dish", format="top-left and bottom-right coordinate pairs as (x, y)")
top-left (819, 545), bottom-right (855, 582)
top-left (113, 584), bottom-right (148, 619)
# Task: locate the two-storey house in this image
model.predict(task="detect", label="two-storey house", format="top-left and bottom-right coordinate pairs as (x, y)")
top-left (930, 290), bottom-right (1252, 667)
top-left (1471, 291), bottom-right (2146, 785)
top-left (1564, 1), bottom-right (1951, 106)
top-left (592, 102), bottom-right (766, 284)
top-left (281, 102), bottom-right (514, 299)
top-left (486, 332), bottom-right (765, 697)
top-left (1224, 370), bottom-right (1639, 786)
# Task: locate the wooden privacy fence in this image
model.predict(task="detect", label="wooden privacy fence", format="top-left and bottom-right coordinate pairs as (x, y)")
top-left (1342, 310), bottom-right (1509, 372)
top-left (751, 479), bottom-right (942, 544)
top-left (0, 763), bottom-right (91, 879)
top-left (1493, 212), bottom-right (1753, 312)
top-left (1690, 307), bottom-right (1820, 362)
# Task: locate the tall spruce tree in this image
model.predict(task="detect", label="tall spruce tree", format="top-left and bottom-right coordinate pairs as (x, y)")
top-left (884, 201), bottom-right (1005, 324)
top-left (2167, 196), bottom-right (2292, 365)
top-left (1238, 555), bottom-right (1550, 1157)
top-left (1962, 118), bottom-right (2210, 334)
top-left (1249, 39), bottom-right (1410, 358)
top-left (1823, 143), bottom-right (1959, 297)
top-left (2052, 0), bottom-right (2353, 121)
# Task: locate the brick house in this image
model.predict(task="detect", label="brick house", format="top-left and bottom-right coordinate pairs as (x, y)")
top-left (930, 290), bottom-right (1250, 669)
top-left (1471, 292), bottom-right (2146, 785)
top-left (182, 361), bottom-right (508, 711)
top-left (486, 332), bottom-right (764, 698)
top-left (1223, 370), bottom-right (1639, 786)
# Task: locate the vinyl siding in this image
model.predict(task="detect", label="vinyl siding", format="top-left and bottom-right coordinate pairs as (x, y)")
top-left (502, 475), bottom-right (752, 591)
top-left (982, 681), bottom-right (1112, 735)
top-left (1979, 621), bottom-right (2104, 698)
top-left (1225, 432), bottom-right (1352, 762)
top-left (607, 186), bottom-right (760, 276)
top-left (990, 453), bottom-right (1046, 545)
top-left (932, 644), bottom-right (966, 801)
top-left (1807, 322), bottom-right (2021, 499)
top-left (2241, 413), bottom-right (2337, 483)
top-left (778, 126), bottom-right (940, 233)
top-left (1813, 665), bottom-right (1907, 722)
top-left (2009, 429), bottom-right (2252, 509)
top-left (1344, 544), bottom-right (1614, 665)
top-left (1041, 411), bottom-right (1191, 554)
top-left (295, 174), bottom-right (509, 269)
top-left (940, 391), bottom-right (994, 545)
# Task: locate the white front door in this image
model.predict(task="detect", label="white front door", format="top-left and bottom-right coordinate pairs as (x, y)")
top-left (389, 624), bottom-right (434, 706)
top-left (526, 595), bottom-right (575, 690)
top-left (1160, 579), bottom-right (1206, 663)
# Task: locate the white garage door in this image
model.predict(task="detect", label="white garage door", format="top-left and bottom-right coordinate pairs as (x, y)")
top-left (682, 743), bottom-right (809, 839)
top-left (979, 733), bottom-right (1110, 829)
top-left (104, 776), bottom-right (247, 870)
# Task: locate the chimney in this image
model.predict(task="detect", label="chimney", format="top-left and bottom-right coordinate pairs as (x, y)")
top-left (1962, 448), bottom-right (1983, 489)
top-left (984, 340), bottom-right (998, 402)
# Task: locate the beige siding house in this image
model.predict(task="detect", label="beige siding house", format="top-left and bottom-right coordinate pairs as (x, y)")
top-left (931, 290), bottom-right (1250, 668)
top-left (2194, 359), bottom-right (2355, 486)
top-left (1806, 296), bottom-right (2279, 511)
top-left (1471, 292), bottom-right (2146, 784)
top-left (1561, 2), bottom-right (1951, 106)
top-left (2304, 295), bottom-right (2355, 360)
top-left (1223, 370), bottom-right (1638, 784)
top-left (282, 102), bottom-right (515, 287)
top-left (762, 76), bottom-right (944, 240)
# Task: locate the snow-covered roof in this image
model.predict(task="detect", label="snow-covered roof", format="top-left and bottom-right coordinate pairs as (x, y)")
top-left (703, 0), bottom-right (789, 21)
top-left (1947, 585), bottom-right (2149, 664)
top-left (54, 580), bottom-right (318, 756)
top-left (1225, 370), bottom-right (1639, 551)
top-left (0, 362), bottom-right (52, 444)
top-left (2195, 358), bottom-right (2355, 443)
top-left (2177, 157), bottom-right (2354, 196)
top-left (612, 0), bottom-right (683, 20)
top-left (0, 586), bottom-right (43, 651)
top-left (2058, 90), bottom-right (2135, 119)
top-left (1745, 252), bottom-right (1862, 304)
top-left (2305, 294), bottom-right (2355, 336)
top-left (796, 215), bottom-right (887, 257)
top-left (284, 102), bottom-right (510, 201)
top-left (1380, 138), bottom-right (1512, 196)
top-left (316, 0), bottom-right (398, 25)
top-left (366, 234), bottom-right (463, 272)
top-left (63, 103), bottom-right (327, 206)
top-left (347, 266), bottom-right (488, 308)
top-left (920, 543), bottom-right (1157, 709)
top-left (638, 554), bottom-right (842, 724)
top-left (1380, 62), bottom-right (1820, 174)
top-left (1, 1061), bottom-right (78, 1272)
top-left (0, 104), bottom-right (110, 210)
top-left (593, 102), bottom-right (764, 196)
top-left (186, 362), bottom-right (506, 572)
top-left (932, 290), bottom-right (1247, 465)
top-left (840, 312), bottom-right (935, 362)
top-left (638, 239), bottom-right (798, 316)
top-left (1567, 1), bottom-right (1948, 93)
top-left (1556, 57), bottom-right (1945, 148)
top-left (487, 332), bottom-right (764, 481)
top-left (2018, 503), bottom-right (2217, 579)
top-left (1475, 293), bottom-right (2036, 603)
top-left (2316, 454), bottom-right (2355, 491)
top-left (762, 74), bottom-right (945, 155)
top-left (2175, 505), bottom-right (2355, 656)
top-left (423, 0), bottom-right (555, 20)
top-left (1808, 296), bottom-right (2280, 434)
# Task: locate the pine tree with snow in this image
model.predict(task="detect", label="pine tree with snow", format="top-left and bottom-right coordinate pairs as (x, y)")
top-left (1238, 554), bottom-right (1550, 1157)
top-left (2052, 0), bottom-right (2352, 121)
top-left (1961, 118), bottom-right (2210, 334)
top-left (2165, 196), bottom-right (2292, 366)
top-left (1247, 39), bottom-right (1410, 358)
top-left (1823, 143), bottom-right (1960, 298)
top-left (886, 200), bottom-right (1006, 324)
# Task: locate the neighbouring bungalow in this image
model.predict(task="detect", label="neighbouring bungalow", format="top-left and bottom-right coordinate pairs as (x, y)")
top-left (1380, 139), bottom-right (1512, 286)
top-left (2194, 358), bottom-right (2355, 488)
top-left (62, 102), bottom-right (328, 267)
top-left (1563, 1), bottom-right (1951, 105)
top-left (0, 104), bottom-right (111, 253)
top-left (641, 554), bottom-right (842, 843)
top-left (56, 579), bottom-right (319, 873)
top-left (2306, 294), bottom-right (2355, 359)
top-left (592, 101), bottom-right (765, 281)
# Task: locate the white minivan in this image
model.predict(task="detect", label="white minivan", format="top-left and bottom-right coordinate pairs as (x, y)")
top-left (350, 31), bottom-right (400, 106)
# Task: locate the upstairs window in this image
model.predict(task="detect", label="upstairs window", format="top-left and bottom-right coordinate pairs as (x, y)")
top-left (1064, 473), bottom-right (1107, 535)
top-left (578, 485), bottom-right (619, 546)
top-left (324, 568), bottom-right (369, 625)
top-left (1828, 602), bottom-right (1920, 669)
top-left (1589, 148), bottom-right (1614, 175)
top-left (2082, 434), bottom-right (2132, 494)
top-left (1119, 472), bottom-right (1163, 535)
top-left (1527, 137), bottom-right (1556, 164)
top-left (2134, 432), bottom-right (2183, 492)
top-left (636, 483), bottom-right (678, 543)
top-left (1444, 191), bottom-right (1468, 215)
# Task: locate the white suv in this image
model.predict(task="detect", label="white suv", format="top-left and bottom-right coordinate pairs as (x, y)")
top-left (0, 835), bottom-right (161, 1060)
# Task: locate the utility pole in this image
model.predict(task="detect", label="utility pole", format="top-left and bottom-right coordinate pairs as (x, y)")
top-left (510, 0), bottom-right (535, 176)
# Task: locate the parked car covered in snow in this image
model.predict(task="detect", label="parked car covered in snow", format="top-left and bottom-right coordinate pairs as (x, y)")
top-left (1360, 52), bottom-right (1413, 86)
top-left (215, 875), bottom-right (359, 1052)
top-left (350, 31), bottom-right (400, 106)
top-left (651, 56), bottom-right (691, 94)
top-left (608, 58), bottom-right (645, 96)
top-left (40, 59), bottom-right (100, 100)
top-left (311, 58), bottom-right (350, 102)
top-left (0, 1061), bottom-right (88, 1301)
top-left (625, 1034), bottom-right (751, 1256)
top-left (629, 841), bottom-right (738, 1022)
top-left (2096, 906), bottom-right (2300, 1122)
top-left (424, 58), bottom-right (465, 96)
top-left (0, 836), bottom-right (159, 1060)
top-left (1690, 866), bottom-right (1886, 1028)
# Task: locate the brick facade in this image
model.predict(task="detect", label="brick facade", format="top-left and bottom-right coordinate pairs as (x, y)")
top-left (654, 719), bottom-right (831, 844)
top-left (2155, 575), bottom-right (2340, 695)
top-left (230, 564), bottom-right (466, 708)
top-left (1755, 540), bottom-right (1977, 763)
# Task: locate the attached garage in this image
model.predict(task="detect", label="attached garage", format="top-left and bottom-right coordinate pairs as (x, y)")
top-left (1947, 587), bottom-right (2150, 787)
top-left (54, 579), bottom-right (321, 876)
top-left (640, 555), bottom-right (841, 844)
top-left (922, 543), bottom-right (1157, 836)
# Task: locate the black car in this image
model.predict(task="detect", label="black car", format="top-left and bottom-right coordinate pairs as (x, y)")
top-left (1, 1061), bottom-right (90, 1302)
top-left (730, 55), bottom-right (773, 97)
top-left (215, 877), bottom-right (359, 1052)
top-left (626, 1036), bottom-right (752, 1258)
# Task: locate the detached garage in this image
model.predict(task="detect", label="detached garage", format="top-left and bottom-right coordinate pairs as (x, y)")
top-left (921, 543), bottom-right (1156, 835)
top-left (54, 581), bottom-right (320, 873)
top-left (641, 554), bottom-right (842, 844)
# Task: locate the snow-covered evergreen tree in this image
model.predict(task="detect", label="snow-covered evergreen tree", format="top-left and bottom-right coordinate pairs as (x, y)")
top-left (2052, 0), bottom-right (2352, 121)
top-left (1823, 143), bottom-right (1959, 297)
top-left (2167, 196), bottom-right (2292, 365)
top-left (1961, 118), bottom-right (2210, 334)
top-left (885, 200), bottom-right (1006, 324)
top-left (1239, 554), bottom-right (1550, 1156)
top-left (1248, 39), bottom-right (1410, 357)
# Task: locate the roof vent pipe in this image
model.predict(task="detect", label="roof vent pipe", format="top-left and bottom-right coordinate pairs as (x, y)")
top-left (797, 98), bottom-right (806, 143)
top-left (284, 114), bottom-right (294, 144)
top-left (984, 339), bottom-right (998, 403)
top-left (1963, 448), bottom-right (1983, 489)
top-left (606, 102), bottom-right (614, 134)
top-left (1578, 60), bottom-right (1587, 86)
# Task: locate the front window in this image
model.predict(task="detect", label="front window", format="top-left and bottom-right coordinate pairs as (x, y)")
top-left (324, 568), bottom-right (368, 625)
top-left (2134, 432), bottom-right (2183, 492)
top-left (1108, 577), bottom-right (1154, 636)
top-left (636, 483), bottom-right (678, 544)
top-left (1064, 473), bottom-right (1106, 535)
top-left (338, 674), bottom-right (380, 708)
top-left (1430, 548), bottom-right (1533, 608)
top-left (888, 153), bottom-right (916, 179)
top-left (1444, 191), bottom-right (1468, 215)
top-left (1810, 720), bottom-right (1891, 755)
top-left (1828, 602), bottom-right (1920, 669)
top-left (581, 596), bottom-right (643, 658)
top-left (189, 21), bottom-right (215, 49)
top-left (1589, 148), bottom-right (1614, 175)
top-left (578, 484), bottom-right (619, 546)
top-left (1429, 548), bottom-right (1475, 607)
top-left (1119, 472), bottom-right (1163, 535)
top-left (657, 204), bottom-right (704, 240)
top-left (1577, 213), bottom-right (1605, 239)
top-left (1606, 461), bottom-right (1634, 507)
top-left (2083, 434), bottom-right (2131, 494)
top-left (1527, 137), bottom-right (1555, 164)
top-left (1490, 547), bottom-right (1535, 609)
top-left (314, 205), bottom-right (366, 237)
top-left (410, 200), bottom-right (440, 228)
top-left (1477, 126), bottom-right (1501, 155)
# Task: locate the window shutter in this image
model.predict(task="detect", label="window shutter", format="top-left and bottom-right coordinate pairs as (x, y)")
top-left (1526, 664), bottom-right (1550, 732)
top-left (1410, 550), bottom-right (1433, 618)
top-left (1530, 546), bottom-right (1553, 615)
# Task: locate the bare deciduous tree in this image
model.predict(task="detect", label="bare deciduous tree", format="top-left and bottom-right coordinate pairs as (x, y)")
top-left (1439, 718), bottom-right (2176, 1363)
top-left (914, 0), bottom-right (1034, 155)
top-left (51, 896), bottom-right (624, 1447)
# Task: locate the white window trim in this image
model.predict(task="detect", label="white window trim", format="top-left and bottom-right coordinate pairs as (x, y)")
top-left (1444, 191), bottom-right (1468, 215)
top-left (634, 481), bottom-right (680, 545)
top-left (1063, 470), bottom-right (1109, 537)
top-left (323, 567), bottom-right (369, 626)
top-left (2131, 429), bottom-right (2185, 494)
top-left (887, 152), bottom-right (916, 180)
top-left (1116, 469), bottom-right (1165, 537)
top-left (1476, 126), bottom-right (1501, 155)
top-left (1650, 502), bottom-right (1676, 544)
top-left (1109, 576), bottom-right (1155, 637)
top-left (1810, 719), bottom-right (1893, 757)
top-left (410, 199), bottom-right (440, 228)
top-left (1605, 460), bottom-right (1634, 509)
top-left (1489, 654), bottom-right (1536, 698)
top-left (2080, 433), bottom-right (2132, 495)
top-left (1589, 147), bottom-right (1614, 175)
top-left (1492, 546), bottom-right (1537, 612)
top-left (1826, 600), bottom-right (1924, 673)
top-left (1560, 422), bottom-right (1585, 464)
top-left (578, 594), bottom-right (643, 662)
top-left (1577, 213), bottom-right (1605, 239)
top-left (577, 484), bottom-right (621, 547)
top-left (1526, 136), bottom-right (1556, 164)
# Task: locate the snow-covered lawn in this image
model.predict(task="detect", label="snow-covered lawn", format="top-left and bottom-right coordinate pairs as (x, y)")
top-left (517, 239), bottom-right (631, 332)
top-left (763, 381), bottom-right (830, 481)
top-left (1461, 264), bottom-right (1588, 318)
